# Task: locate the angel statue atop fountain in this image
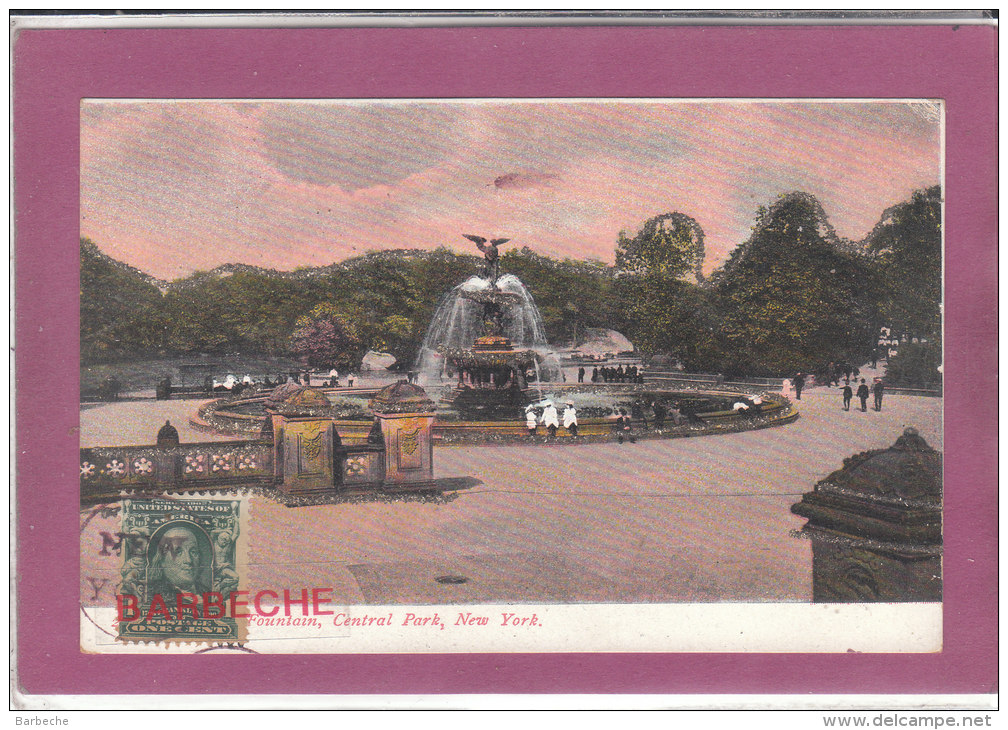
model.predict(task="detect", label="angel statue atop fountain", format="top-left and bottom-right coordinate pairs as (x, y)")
top-left (462, 234), bottom-right (511, 285)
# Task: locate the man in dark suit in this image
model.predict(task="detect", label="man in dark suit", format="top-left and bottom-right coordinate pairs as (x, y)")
top-left (857, 378), bottom-right (870, 412)
top-left (872, 378), bottom-right (885, 411)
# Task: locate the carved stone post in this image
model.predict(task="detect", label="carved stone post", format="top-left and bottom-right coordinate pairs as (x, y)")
top-left (265, 384), bottom-right (340, 497)
top-left (369, 382), bottom-right (438, 491)
top-left (791, 428), bottom-right (942, 602)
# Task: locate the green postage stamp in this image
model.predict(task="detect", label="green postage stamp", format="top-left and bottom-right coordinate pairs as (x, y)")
top-left (116, 498), bottom-right (245, 643)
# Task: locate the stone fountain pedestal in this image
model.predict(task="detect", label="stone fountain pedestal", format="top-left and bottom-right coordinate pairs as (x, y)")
top-left (267, 386), bottom-right (344, 497)
top-left (791, 427), bottom-right (942, 602)
top-left (370, 382), bottom-right (438, 491)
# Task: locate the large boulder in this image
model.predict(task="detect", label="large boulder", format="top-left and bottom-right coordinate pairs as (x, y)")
top-left (574, 328), bottom-right (634, 358)
top-left (361, 350), bottom-right (397, 372)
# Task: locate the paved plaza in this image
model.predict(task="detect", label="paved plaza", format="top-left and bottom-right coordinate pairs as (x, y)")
top-left (80, 383), bottom-right (942, 604)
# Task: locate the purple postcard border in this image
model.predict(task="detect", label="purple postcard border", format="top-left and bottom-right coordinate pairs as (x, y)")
top-left (13, 24), bottom-right (997, 696)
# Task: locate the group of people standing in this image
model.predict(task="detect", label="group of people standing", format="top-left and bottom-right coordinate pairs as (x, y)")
top-left (581, 364), bottom-right (644, 384)
top-left (791, 369), bottom-right (886, 412)
top-left (825, 361), bottom-right (863, 387)
top-left (613, 399), bottom-right (686, 443)
top-left (841, 378), bottom-right (885, 412)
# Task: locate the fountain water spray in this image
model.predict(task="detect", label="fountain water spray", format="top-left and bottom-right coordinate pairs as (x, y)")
top-left (414, 273), bottom-right (560, 386)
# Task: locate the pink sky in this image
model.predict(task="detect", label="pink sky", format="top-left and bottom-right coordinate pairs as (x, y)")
top-left (80, 100), bottom-right (941, 281)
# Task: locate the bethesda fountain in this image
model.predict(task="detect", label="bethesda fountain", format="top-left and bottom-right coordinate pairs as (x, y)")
top-left (413, 234), bottom-right (559, 416)
top-left (196, 233), bottom-right (799, 443)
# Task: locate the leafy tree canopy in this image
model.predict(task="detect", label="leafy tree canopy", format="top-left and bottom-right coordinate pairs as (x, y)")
top-left (863, 185), bottom-right (942, 339)
top-left (80, 238), bottom-right (165, 361)
top-left (615, 212), bottom-right (705, 282)
top-left (709, 192), bottom-right (876, 377)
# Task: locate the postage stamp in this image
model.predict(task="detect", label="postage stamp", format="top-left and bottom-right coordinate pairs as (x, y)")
top-left (114, 498), bottom-right (245, 643)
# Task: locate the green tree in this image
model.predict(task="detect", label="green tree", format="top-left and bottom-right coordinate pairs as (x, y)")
top-left (709, 192), bottom-right (876, 377)
top-left (616, 212), bottom-right (706, 282)
top-left (863, 185), bottom-right (942, 340)
top-left (615, 274), bottom-right (706, 363)
top-left (80, 238), bottom-right (165, 362)
top-left (160, 277), bottom-right (231, 355)
top-left (375, 314), bottom-right (417, 366)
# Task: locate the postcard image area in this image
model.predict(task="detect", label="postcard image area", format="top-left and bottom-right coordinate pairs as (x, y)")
top-left (73, 97), bottom-right (947, 655)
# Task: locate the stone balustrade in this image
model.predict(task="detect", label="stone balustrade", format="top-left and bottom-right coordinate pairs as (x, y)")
top-left (79, 439), bottom-right (274, 503)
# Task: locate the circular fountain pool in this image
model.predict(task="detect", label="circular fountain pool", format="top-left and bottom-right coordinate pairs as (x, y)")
top-left (195, 383), bottom-right (798, 445)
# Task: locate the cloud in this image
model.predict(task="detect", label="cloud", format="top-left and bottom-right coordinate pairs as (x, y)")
top-left (493, 172), bottom-right (558, 189)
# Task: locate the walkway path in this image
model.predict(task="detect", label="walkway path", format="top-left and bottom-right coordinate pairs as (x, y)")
top-left (80, 385), bottom-right (941, 604)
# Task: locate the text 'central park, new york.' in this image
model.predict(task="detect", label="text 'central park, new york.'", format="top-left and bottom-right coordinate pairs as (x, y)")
top-left (77, 101), bottom-right (943, 650)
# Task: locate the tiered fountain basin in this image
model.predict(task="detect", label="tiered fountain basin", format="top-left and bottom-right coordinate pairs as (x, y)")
top-left (193, 384), bottom-right (798, 445)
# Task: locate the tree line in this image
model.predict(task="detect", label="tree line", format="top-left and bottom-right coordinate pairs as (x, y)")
top-left (80, 185), bottom-right (942, 381)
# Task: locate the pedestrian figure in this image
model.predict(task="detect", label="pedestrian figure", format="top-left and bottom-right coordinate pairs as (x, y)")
top-left (525, 405), bottom-right (538, 437)
top-left (540, 400), bottom-right (559, 438)
top-left (793, 372), bottom-right (805, 400)
top-left (591, 366), bottom-right (599, 383)
top-left (842, 383), bottom-right (853, 411)
top-left (827, 362), bottom-right (837, 387)
top-left (872, 378), bottom-right (884, 411)
top-left (616, 364), bottom-right (625, 383)
top-left (652, 401), bottom-right (666, 431)
top-left (669, 402), bottom-right (685, 426)
top-left (562, 402), bottom-right (578, 437)
top-left (631, 399), bottom-right (648, 430)
top-left (618, 409), bottom-right (636, 443)
top-left (577, 366), bottom-right (585, 383)
top-left (857, 378), bottom-right (870, 412)
top-left (348, 373), bottom-right (355, 387)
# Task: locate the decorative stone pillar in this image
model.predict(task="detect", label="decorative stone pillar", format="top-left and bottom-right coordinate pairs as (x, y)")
top-left (369, 382), bottom-right (438, 491)
top-left (791, 427), bottom-right (942, 602)
top-left (265, 385), bottom-right (341, 497)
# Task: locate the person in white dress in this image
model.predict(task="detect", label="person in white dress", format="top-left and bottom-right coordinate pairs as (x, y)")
top-left (540, 400), bottom-right (560, 438)
top-left (562, 402), bottom-right (578, 437)
top-left (525, 405), bottom-right (538, 437)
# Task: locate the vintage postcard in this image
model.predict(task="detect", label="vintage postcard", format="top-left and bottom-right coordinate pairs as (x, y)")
top-left (76, 97), bottom-right (945, 655)
top-left (13, 17), bottom-right (997, 704)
